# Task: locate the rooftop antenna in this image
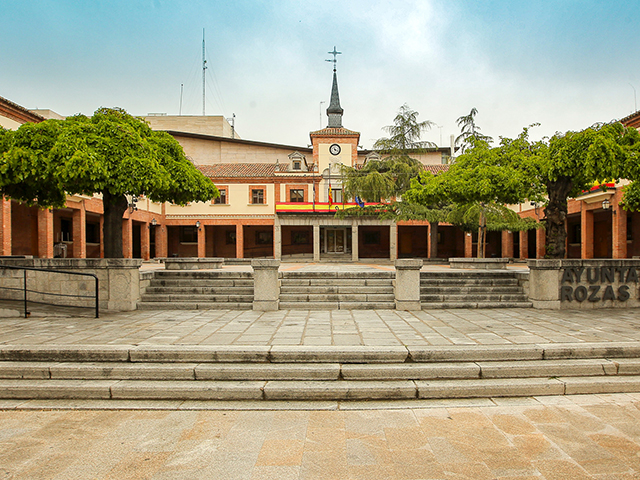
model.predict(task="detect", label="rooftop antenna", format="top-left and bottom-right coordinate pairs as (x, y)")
top-left (179, 83), bottom-right (184, 115)
top-left (319, 101), bottom-right (325, 128)
top-left (202, 28), bottom-right (207, 116)
top-left (325, 46), bottom-right (342, 72)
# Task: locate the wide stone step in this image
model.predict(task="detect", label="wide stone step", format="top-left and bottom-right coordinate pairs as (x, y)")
top-left (422, 301), bottom-right (533, 309)
top-left (282, 272), bottom-right (394, 279)
top-left (140, 294), bottom-right (254, 302)
top-left (278, 301), bottom-right (396, 310)
top-left (421, 278), bottom-right (519, 286)
top-left (2, 375), bottom-right (640, 401)
top-left (280, 279), bottom-right (393, 287)
top-left (279, 286), bottom-right (393, 295)
top-left (154, 271), bottom-right (253, 279)
top-left (279, 294), bottom-right (395, 302)
top-left (151, 279), bottom-right (254, 287)
top-left (145, 286), bottom-right (254, 295)
top-left (421, 294), bottom-right (529, 303)
top-left (421, 272), bottom-right (519, 278)
top-left (421, 286), bottom-right (522, 294)
top-left (137, 301), bottom-right (252, 310)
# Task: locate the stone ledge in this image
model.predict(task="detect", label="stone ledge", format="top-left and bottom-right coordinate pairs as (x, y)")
top-left (449, 257), bottom-right (509, 269)
top-left (164, 257), bottom-right (224, 270)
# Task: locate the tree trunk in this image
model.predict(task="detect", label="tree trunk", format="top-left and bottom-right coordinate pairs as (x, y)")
top-left (102, 191), bottom-right (129, 258)
top-left (543, 177), bottom-right (573, 259)
top-left (429, 221), bottom-right (438, 259)
top-left (477, 208), bottom-right (486, 258)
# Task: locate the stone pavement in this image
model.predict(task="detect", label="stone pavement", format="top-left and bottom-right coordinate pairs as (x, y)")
top-left (2, 307), bottom-right (640, 347)
top-left (2, 394), bottom-right (640, 479)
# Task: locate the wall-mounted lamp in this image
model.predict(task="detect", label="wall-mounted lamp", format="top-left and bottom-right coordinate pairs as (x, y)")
top-left (602, 199), bottom-right (611, 210)
top-left (151, 218), bottom-right (157, 226)
top-left (195, 221), bottom-right (201, 229)
top-left (128, 196), bottom-right (138, 214)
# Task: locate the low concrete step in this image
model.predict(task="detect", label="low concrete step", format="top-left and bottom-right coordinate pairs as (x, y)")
top-left (421, 278), bottom-right (519, 286)
top-left (279, 294), bottom-right (395, 302)
top-left (421, 286), bottom-right (522, 294)
top-left (422, 301), bottom-right (533, 309)
top-left (151, 279), bottom-right (254, 287)
top-left (280, 279), bottom-right (393, 287)
top-left (280, 286), bottom-right (393, 295)
top-left (140, 294), bottom-right (253, 303)
top-left (137, 301), bottom-right (252, 310)
top-left (278, 301), bottom-right (396, 310)
top-left (145, 287), bottom-right (254, 295)
top-left (154, 271), bottom-right (253, 279)
top-left (421, 294), bottom-right (529, 302)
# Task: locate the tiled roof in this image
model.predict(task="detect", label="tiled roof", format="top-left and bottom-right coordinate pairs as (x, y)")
top-left (620, 110), bottom-right (640, 129)
top-left (198, 163), bottom-right (277, 178)
top-left (309, 127), bottom-right (360, 136)
top-left (423, 164), bottom-right (450, 174)
top-left (0, 95), bottom-right (45, 124)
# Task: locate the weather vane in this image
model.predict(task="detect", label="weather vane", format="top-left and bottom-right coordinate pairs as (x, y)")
top-left (326, 46), bottom-right (342, 72)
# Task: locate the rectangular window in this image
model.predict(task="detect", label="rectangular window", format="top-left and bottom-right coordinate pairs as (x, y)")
top-left (60, 218), bottom-right (72, 242)
top-left (570, 224), bottom-right (581, 244)
top-left (330, 188), bottom-right (343, 203)
top-left (214, 188), bottom-right (227, 204)
top-left (291, 230), bottom-right (310, 245)
top-left (255, 230), bottom-right (273, 245)
top-left (290, 189), bottom-right (304, 202)
top-left (180, 226), bottom-right (198, 243)
top-left (86, 223), bottom-right (100, 244)
top-left (292, 161), bottom-right (301, 170)
top-left (252, 189), bottom-right (264, 204)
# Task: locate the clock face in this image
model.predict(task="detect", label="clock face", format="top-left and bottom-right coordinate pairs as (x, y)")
top-left (329, 143), bottom-right (341, 156)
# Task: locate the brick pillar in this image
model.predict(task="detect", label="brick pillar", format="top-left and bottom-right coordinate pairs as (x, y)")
top-left (141, 221), bottom-right (151, 260)
top-left (520, 231), bottom-right (528, 259)
top-left (72, 208), bottom-right (86, 258)
top-left (236, 224), bottom-right (244, 259)
top-left (581, 209), bottom-right (594, 259)
top-left (122, 218), bottom-right (133, 259)
top-left (464, 233), bottom-right (473, 258)
top-left (428, 222), bottom-right (438, 259)
top-left (502, 231), bottom-right (514, 258)
top-left (612, 207), bottom-right (627, 259)
top-left (0, 197), bottom-right (12, 256)
top-left (536, 227), bottom-right (546, 259)
top-left (197, 224), bottom-right (205, 258)
top-left (156, 224), bottom-right (168, 258)
top-left (37, 209), bottom-right (54, 258)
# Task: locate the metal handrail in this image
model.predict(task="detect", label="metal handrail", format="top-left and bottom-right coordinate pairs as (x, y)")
top-left (0, 265), bottom-right (99, 318)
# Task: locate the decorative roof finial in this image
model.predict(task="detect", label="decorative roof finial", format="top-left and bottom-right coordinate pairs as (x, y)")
top-left (325, 47), bottom-right (343, 128)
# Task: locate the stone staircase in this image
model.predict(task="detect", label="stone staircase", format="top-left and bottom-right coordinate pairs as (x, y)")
top-left (421, 271), bottom-right (532, 309)
top-left (1, 344), bottom-right (640, 403)
top-left (279, 271), bottom-right (396, 310)
top-left (138, 270), bottom-right (253, 310)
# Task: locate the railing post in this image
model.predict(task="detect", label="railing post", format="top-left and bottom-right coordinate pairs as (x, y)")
top-left (23, 269), bottom-right (29, 318)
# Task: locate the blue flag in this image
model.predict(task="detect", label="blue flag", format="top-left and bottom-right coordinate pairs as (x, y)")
top-left (355, 196), bottom-right (365, 208)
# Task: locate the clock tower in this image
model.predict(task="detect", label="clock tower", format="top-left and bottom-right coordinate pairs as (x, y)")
top-left (309, 47), bottom-right (360, 193)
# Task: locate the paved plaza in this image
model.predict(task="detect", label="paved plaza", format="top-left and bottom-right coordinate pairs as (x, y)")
top-left (2, 262), bottom-right (640, 478)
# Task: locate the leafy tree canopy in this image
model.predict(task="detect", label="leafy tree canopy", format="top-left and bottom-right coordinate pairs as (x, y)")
top-left (0, 108), bottom-right (219, 257)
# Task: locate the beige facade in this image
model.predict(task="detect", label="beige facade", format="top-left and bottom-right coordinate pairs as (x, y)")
top-left (144, 115), bottom-right (238, 138)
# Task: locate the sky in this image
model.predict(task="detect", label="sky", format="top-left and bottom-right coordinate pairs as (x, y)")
top-left (2, 0), bottom-right (640, 150)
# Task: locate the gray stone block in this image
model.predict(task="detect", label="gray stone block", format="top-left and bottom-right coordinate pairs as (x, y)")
top-left (409, 345), bottom-right (544, 362)
top-left (0, 379), bottom-right (115, 399)
top-left (50, 362), bottom-right (198, 380)
top-left (0, 361), bottom-right (51, 379)
top-left (195, 363), bottom-right (340, 380)
top-left (0, 345), bottom-right (130, 362)
top-left (614, 358), bottom-right (640, 374)
top-left (478, 359), bottom-right (617, 378)
top-left (416, 378), bottom-right (565, 399)
top-left (341, 362), bottom-right (480, 380)
top-left (269, 346), bottom-right (409, 363)
top-left (562, 375), bottom-right (640, 394)
top-left (542, 342), bottom-right (640, 359)
top-left (263, 380), bottom-right (417, 400)
top-left (110, 380), bottom-right (265, 400)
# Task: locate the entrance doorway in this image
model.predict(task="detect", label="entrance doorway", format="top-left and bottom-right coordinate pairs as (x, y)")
top-left (325, 228), bottom-right (346, 253)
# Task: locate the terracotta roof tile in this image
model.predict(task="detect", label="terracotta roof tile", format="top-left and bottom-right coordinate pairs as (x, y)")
top-left (309, 127), bottom-right (360, 136)
top-left (198, 163), bottom-right (277, 178)
top-left (423, 164), bottom-right (450, 174)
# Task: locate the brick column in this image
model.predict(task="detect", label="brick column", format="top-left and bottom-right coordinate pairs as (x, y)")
top-left (72, 208), bottom-right (86, 258)
top-left (156, 225), bottom-right (168, 258)
top-left (236, 224), bottom-right (244, 259)
top-left (612, 208), bottom-right (627, 259)
top-left (428, 222), bottom-right (438, 259)
top-left (464, 233), bottom-right (473, 258)
top-left (197, 224), bottom-right (205, 258)
top-left (581, 209), bottom-right (594, 259)
top-left (520, 231), bottom-right (528, 259)
top-left (0, 197), bottom-right (12, 256)
top-left (122, 218), bottom-right (133, 259)
top-left (351, 224), bottom-right (358, 262)
top-left (37, 209), bottom-right (54, 258)
top-left (141, 221), bottom-right (151, 260)
top-left (536, 227), bottom-right (546, 259)
top-left (502, 231), bottom-right (514, 258)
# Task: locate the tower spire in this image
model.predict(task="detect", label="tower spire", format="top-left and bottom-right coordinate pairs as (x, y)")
top-left (325, 46), bottom-right (343, 128)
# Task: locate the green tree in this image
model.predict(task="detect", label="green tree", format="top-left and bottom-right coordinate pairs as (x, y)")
top-left (455, 107), bottom-right (493, 154)
top-left (523, 122), bottom-right (640, 258)
top-left (404, 134), bottom-right (542, 258)
top-left (341, 104), bottom-right (436, 202)
top-left (0, 108), bottom-right (219, 258)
